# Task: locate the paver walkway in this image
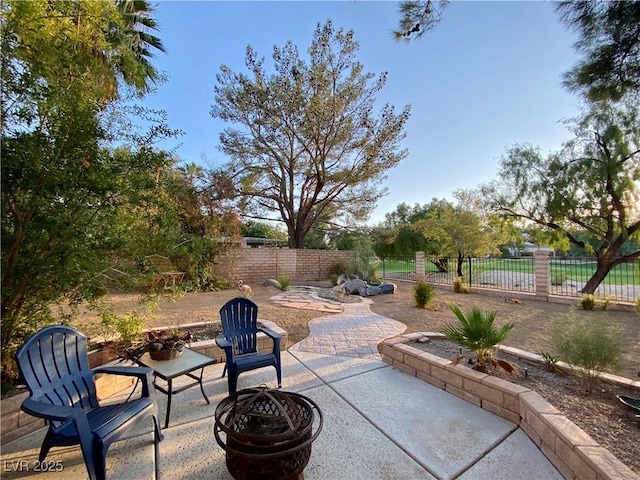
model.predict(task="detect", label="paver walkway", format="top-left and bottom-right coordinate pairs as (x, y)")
top-left (272, 289), bottom-right (407, 359)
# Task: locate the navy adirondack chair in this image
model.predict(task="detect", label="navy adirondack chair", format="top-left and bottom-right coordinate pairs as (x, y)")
top-left (216, 297), bottom-right (282, 394)
top-left (15, 325), bottom-right (164, 480)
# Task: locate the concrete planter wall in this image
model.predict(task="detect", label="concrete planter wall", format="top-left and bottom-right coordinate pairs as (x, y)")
top-left (1, 320), bottom-right (288, 446)
top-left (379, 333), bottom-right (640, 480)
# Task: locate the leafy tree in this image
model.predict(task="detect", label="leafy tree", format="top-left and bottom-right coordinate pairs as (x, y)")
top-left (414, 194), bottom-right (505, 277)
top-left (555, 0), bottom-right (640, 102)
top-left (1, 0), bottom-right (170, 385)
top-left (211, 20), bottom-right (411, 248)
top-left (484, 101), bottom-right (640, 294)
top-left (241, 221), bottom-right (287, 240)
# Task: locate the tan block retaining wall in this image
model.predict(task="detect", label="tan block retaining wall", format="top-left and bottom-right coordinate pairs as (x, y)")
top-left (214, 248), bottom-right (355, 285)
top-left (1, 321), bottom-right (287, 446)
top-left (380, 332), bottom-right (640, 480)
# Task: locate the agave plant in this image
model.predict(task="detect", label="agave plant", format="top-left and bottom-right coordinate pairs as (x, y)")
top-left (441, 304), bottom-right (515, 373)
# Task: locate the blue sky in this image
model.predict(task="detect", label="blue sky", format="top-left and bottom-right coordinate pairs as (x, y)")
top-left (140, 1), bottom-right (581, 225)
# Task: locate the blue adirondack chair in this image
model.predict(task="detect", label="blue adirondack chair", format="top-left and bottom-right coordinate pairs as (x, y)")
top-left (15, 325), bottom-right (164, 480)
top-left (216, 297), bottom-right (282, 394)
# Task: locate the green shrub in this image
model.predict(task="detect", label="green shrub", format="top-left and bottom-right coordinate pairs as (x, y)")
top-left (552, 310), bottom-right (623, 393)
top-left (441, 304), bottom-right (514, 373)
top-left (600, 297), bottom-right (611, 311)
top-left (550, 271), bottom-right (567, 286)
top-left (329, 259), bottom-right (349, 277)
top-left (413, 280), bottom-right (435, 308)
top-left (453, 277), bottom-right (470, 294)
top-left (100, 311), bottom-right (146, 346)
top-left (580, 294), bottom-right (596, 310)
top-left (277, 274), bottom-right (291, 291)
top-left (330, 274), bottom-right (339, 286)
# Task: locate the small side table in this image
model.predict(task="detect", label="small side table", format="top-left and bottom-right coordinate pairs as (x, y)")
top-left (135, 348), bottom-right (217, 428)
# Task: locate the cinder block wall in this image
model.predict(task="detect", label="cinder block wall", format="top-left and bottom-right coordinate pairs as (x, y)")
top-left (214, 248), bottom-right (355, 285)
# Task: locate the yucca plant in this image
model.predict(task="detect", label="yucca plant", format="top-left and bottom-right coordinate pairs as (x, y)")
top-left (441, 304), bottom-right (515, 373)
top-left (413, 279), bottom-right (435, 308)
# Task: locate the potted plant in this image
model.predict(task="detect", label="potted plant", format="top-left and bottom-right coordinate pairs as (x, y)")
top-left (125, 329), bottom-right (192, 361)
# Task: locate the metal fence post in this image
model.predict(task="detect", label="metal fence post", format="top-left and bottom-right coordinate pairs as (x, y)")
top-left (468, 257), bottom-right (472, 286)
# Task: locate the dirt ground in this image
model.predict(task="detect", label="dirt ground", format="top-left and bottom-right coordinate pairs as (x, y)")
top-left (73, 281), bottom-right (640, 380)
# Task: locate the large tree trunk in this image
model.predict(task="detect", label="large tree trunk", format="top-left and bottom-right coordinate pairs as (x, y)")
top-left (581, 257), bottom-right (612, 295)
top-left (456, 253), bottom-right (464, 278)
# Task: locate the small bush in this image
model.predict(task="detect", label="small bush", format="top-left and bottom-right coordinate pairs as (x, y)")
top-left (277, 274), bottom-right (290, 291)
top-left (453, 277), bottom-right (470, 294)
top-left (552, 310), bottom-right (623, 393)
top-left (550, 271), bottom-right (567, 286)
top-left (330, 274), bottom-right (339, 286)
top-left (580, 294), bottom-right (596, 310)
top-left (413, 280), bottom-right (435, 308)
top-left (601, 297), bottom-right (611, 311)
top-left (329, 260), bottom-right (349, 277)
top-left (635, 297), bottom-right (640, 317)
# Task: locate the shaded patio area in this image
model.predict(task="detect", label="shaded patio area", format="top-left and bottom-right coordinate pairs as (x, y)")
top-left (1, 349), bottom-right (561, 480)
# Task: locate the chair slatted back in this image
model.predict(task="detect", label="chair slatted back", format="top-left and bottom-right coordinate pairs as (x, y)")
top-left (16, 326), bottom-right (99, 424)
top-left (219, 297), bottom-right (259, 356)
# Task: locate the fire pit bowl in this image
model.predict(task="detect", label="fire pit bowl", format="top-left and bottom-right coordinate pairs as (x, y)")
top-left (214, 386), bottom-right (323, 480)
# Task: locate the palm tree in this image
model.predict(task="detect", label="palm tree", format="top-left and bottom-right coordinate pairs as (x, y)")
top-left (441, 304), bottom-right (515, 373)
top-left (109, 0), bottom-right (166, 93)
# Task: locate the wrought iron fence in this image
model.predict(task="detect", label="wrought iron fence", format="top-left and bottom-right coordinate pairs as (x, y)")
top-left (378, 256), bottom-right (416, 281)
top-left (379, 255), bottom-right (639, 303)
top-left (548, 256), bottom-right (640, 302)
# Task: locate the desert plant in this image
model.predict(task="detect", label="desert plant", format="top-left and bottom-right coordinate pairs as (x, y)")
top-left (540, 351), bottom-right (560, 373)
top-left (441, 304), bottom-right (515, 373)
top-left (330, 274), bottom-right (339, 286)
top-left (453, 277), bottom-right (471, 294)
top-left (600, 296), bottom-right (611, 311)
top-left (278, 274), bottom-right (291, 291)
top-left (329, 259), bottom-right (349, 277)
top-left (550, 271), bottom-right (567, 286)
top-left (413, 280), bottom-right (435, 308)
top-left (580, 294), bottom-right (596, 310)
top-left (552, 310), bottom-right (623, 393)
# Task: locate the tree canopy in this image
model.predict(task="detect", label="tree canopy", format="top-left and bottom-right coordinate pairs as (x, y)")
top-left (211, 20), bottom-right (411, 248)
top-left (555, 0), bottom-right (640, 102)
top-left (0, 0), bottom-right (171, 386)
top-left (484, 100), bottom-right (640, 293)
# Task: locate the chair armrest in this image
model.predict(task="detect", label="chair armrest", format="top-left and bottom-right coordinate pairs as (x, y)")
top-left (93, 366), bottom-right (155, 398)
top-left (215, 334), bottom-right (232, 350)
top-left (21, 397), bottom-right (83, 422)
top-left (258, 327), bottom-right (282, 351)
top-left (259, 327), bottom-right (281, 340)
top-left (93, 365), bottom-right (152, 379)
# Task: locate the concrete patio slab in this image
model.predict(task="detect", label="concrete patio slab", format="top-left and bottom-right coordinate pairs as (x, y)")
top-left (458, 429), bottom-right (563, 480)
top-left (330, 365), bottom-right (518, 480)
top-left (290, 350), bottom-right (389, 384)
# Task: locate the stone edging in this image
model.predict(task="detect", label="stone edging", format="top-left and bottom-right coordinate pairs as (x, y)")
top-left (1, 320), bottom-right (288, 446)
top-left (379, 332), bottom-right (639, 480)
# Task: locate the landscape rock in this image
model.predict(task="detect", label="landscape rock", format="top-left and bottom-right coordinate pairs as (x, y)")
top-left (263, 278), bottom-right (282, 289)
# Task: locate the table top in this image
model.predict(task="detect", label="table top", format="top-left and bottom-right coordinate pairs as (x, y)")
top-left (136, 348), bottom-right (217, 380)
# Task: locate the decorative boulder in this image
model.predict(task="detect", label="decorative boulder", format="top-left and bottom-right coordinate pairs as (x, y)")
top-left (339, 279), bottom-right (368, 296)
top-left (378, 283), bottom-right (397, 295)
top-left (263, 279), bottom-right (282, 289)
